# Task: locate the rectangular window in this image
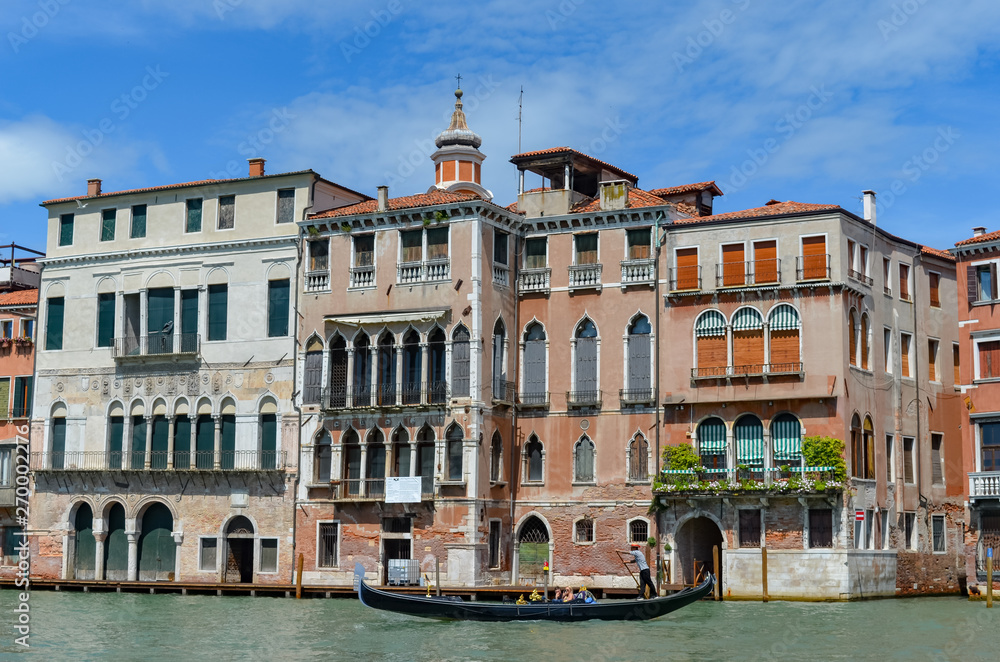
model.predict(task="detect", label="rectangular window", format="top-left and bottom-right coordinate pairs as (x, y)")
top-left (931, 515), bottom-right (945, 552)
top-left (575, 518), bottom-right (594, 543)
top-left (3, 527), bottom-right (23, 558)
top-left (45, 296), bottom-right (64, 350)
top-left (847, 239), bottom-right (856, 271)
top-left (899, 263), bottom-right (911, 301)
top-left (903, 436), bottom-right (915, 483)
top-left (675, 247), bottom-right (699, 290)
top-left (130, 204), bottom-right (147, 239)
top-left (928, 272), bottom-right (940, 307)
top-left (267, 279), bottom-right (290, 338)
top-left (100, 209), bottom-right (116, 242)
top-left (525, 237), bottom-right (546, 269)
top-left (738, 509), bottom-right (761, 547)
top-left (426, 227), bottom-right (448, 260)
top-left (59, 213), bottom-right (74, 246)
top-left (0, 447), bottom-right (11, 485)
top-left (931, 433), bottom-right (944, 485)
top-left (494, 229), bottom-right (509, 266)
top-left (800, 235), bottom-right (827, 280)
top-left (854, 513), bottom-right (864, 549)
top-left (884, 328), bottom-right (893, 374)
top-left (574, 233), bottom-right (598, 265)
top-left (627, 228), bottom-right (651, 261)
top-left (199, 538), bottom-right (217, 571)
top-left (978, 340), bottom-right (1000, 379)
top-left (400, 230), bottom-right (422, 263)
top-left (309, 239), bottom-right (329, 272)
top-left (928, 339), bottom-right (938, 382)
top-left (975, 264), bottom-right (997, 302)
top-left (886, 435), bottom-right (894, 483)
top-left (259, 538), bottom-right (278, 572)
top-left (900, 332), bottom-right (912, 377)
top-left (318, 522), bottom-right (339, 568)
top-left (881, 511), bottom-right (890, 550)
top-left (721, 243), bottom-right (746, 286)
top-left (808, 509), bottom-right (833, 548)
top-left (953, 343), bottom-right (961, 384)
top-left (276, 189), bottom-right (295, 224)
top-left (97, 292), bottom-right (115, 348)
top-left (21, 320), bottom-right (34, 340)
top-left (12, 377), bottom-right (31, 418)
top-left (207, 284), bottom-right (227, 341)
top-left (218, 195), bottom-right (235, 230)
top-left (0, 321), bottom-right (11, 338)
top-left (859, 245), bottom-right (869, 278)
top-left (904, 512), bottom-right (916, 550)
top-left (883, 257), bottom-right (892, 295)
top-left (186, 198), bottom-right (203, 233)
top-left (488, 520), bottom-right (501, 569)
top-left (353, 234), bottom-right (374, 267)
top-left (753, 240), bottom-right (778, 284)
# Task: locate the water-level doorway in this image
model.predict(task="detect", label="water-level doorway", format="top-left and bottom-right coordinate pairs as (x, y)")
top-left (224, 516), bottom-right (255, 583)
top-left (104, 503), bottom-right (128, 581)
top-left (137, 503), bottom-right (175, 581)
top-left (516, 516), bottom-right (549, 585)
top-left (72, 504), bottom-right (96, 580)
top-left (676, 516), bottom-right (723, 587)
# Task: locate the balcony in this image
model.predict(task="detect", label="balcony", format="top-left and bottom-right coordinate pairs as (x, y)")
top-left (517, 391), bottom-right (550, 409)
top-left (112, 333), bottom-right (199, 360)
top-left (969, 472), bottom-right (1000, 499)
top-left (620, 259), bottom-right (655, 287)
top-left (715, 260), bottom-right (781, 288)
top-left (398, 259), bottom-right (450, 285)
top-left (568, 264), bottom-right (603, 292)
top-left (848, 269), bottom-right (873, 286)
top-left (619, 388), bottom-right (655, 406)
top-left (655, 466), bottom-right (843, 496)
top-left (30, 450), bottom-right (286, 472)
top-left (0, 486), bottom-right (14, 507)
top-left (349, 265), bottom-right (375, 289)
top-left (1, 407), bottom-right (31, 420)
top-left (519, 268), bottom-right (551, 295)
top-left (322, 382), bottom-right (449, 411)
top-left (566, 390), bottom-right (602, 408)
top-left (493, 264), bottom-right (510, 288)
top-left (669, 266), bottom-right (701, 292)
top-left (691, 362), bottom-right (804, 380)
top-left (305, 269), bottom-right (330, 292)
top-left (493, 379), bottom-right (515, 404)
top-left (331, 476), bottom-right (435, 502)
top-left (796, 254), bottom-right (831, 282)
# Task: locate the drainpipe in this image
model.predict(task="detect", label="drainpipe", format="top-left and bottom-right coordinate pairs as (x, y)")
top-left (653, 211), bottom-right (664, 590)
top-left (509, 231), bottom-right (521, 565)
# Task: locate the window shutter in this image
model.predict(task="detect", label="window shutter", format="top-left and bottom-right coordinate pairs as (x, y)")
top-left (277, 189), bottom-right (295, 224)
top-left (753, 240), bottom-right (777, 284)
top-left (267, 279), bottom-right (290, 337)
top-left (452, 327), bottom-right (470, 397)
top-left (928, 341), bottom-right (937, 381)
top-left (131, 205), bottom-right (147, 238)
top-left (97, 293), bottom-right (116, 348)
top-left (46, 297), bottom-right (64, 350)
top-left (575, 337), bottom-right (598, 392)
top-left (953, 344), bottom-right (961, 384)
top-left (734, 418), bottom-right (764, 468)
top-left (675, 247), bottom-right (699, 290)
top-left (59, 214), bottom-right (74, 246)
top-left (524, 338), bottom-right (546, 396)
top-left (697, 335), bottom-right (728, 370)
top-left (722, 244), bottom-right (745, 286)
top-left (769, 329), bottom-right (800, 365)
top-left (861, 316), bottom-right (870, 369)
top-left (901, 334), bottom-right (911, 376)
top-left (186, 199), bottom-right (202, 233)
top-left (801, 236), bottom-right (826, 279)
top-left (929, 273), bottom-right (940, 307)
top-left (733, 330), bottom-right (765, 369)
top-left (0, 379), bottom-right (8, 419)
top-left (931, 435), bottom-right (943, 484)
top-left (628, 333), bottom-right (651, 392)
top-left (992, 263), bottom-right (999, 300)
top-left (967, 265), bottom-right (979, 302)
top-left (218, 196), bottom-right (235, 230)
top-left (207, 284), bottom-right (228, 341)
top-left (101, 209), bottom-right (116, 242)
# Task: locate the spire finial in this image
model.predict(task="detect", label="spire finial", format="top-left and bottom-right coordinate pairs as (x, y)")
top-left (455, 73), bottom-right (462, 89)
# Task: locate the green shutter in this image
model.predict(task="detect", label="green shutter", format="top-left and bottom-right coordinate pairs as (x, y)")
top-left (267, 279), bottom-right (289, 337)
top-left (51, 418), bottom-right (66, 469)
top-left (97, 293), bottom-right (115, 348)
top-left (771, 414), bottom-right (802, 462)
top-left (697, 417), bottom-right (727, 455)
top-left (108, 416), bottom-right (124, 467)
top-left (59, 214), bottom-right (74, 246)
top-left (261, 413), bottom-right (277, 469)
top-left (196, 415), bottom-right (214, 469)
top-left (101, 209), bottom-right (116, 242)
top-left (173, 415), bottom-right (191, 468)
top-left (208, 284), bottom-right (227, 341)
top-left (131, 204), bottom-right (147, 239)
top-left (186, 199), bottom-right (202, 233)
top-left (221, 414), bottom-right (236, 469)
top-left (180, 290), bottom-right (198, 335)
top-left (131, 416), bottom-right (146, 469)
top-left (151, 415), bottom-right (169, 469)
top-left (13, 377), bottom-right (32, 418)
top-left (46, 297), bottom-right (64, 350)
top-left (0, 379), bottom-right (8, 419)
top-left (734, 416), bottom-right (764, 468)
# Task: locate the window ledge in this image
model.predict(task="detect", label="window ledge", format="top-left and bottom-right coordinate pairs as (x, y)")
top-left (437, 479), bottom-right (466, 487)
top-left (973, 377), bottom-right (1000, 384)
top-left (572, 481), bottom-right (597, 487)
top-left (520, 481), bottom-right (544, 487)
top-left (573, 541), bottom-right (596, 546)
top-left (626, 480), bottom-right (652, 486)
top-left (346, 286), bottom-right (376, 292)
top-left (490, 480), bottom-right (507, 487)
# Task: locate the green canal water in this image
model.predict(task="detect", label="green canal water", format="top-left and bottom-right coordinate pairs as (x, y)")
top-left (0, 590), bottom-right (994, 661)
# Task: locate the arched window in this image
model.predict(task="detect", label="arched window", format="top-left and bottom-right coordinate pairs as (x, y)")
top-left (732, 308), bottom-right (764, 372)
top-left (861, 313), bottom-right (871, 370)
top-left (343, 429), bottom-right (361, 495)
top-left (366, 429), bottom-right (386, 497)
top-left (493, 319), bottom-right (508, 400)
top-left (50, 404), bottom-right (67, 469)
top-left (392, 427), bottom-right (410, 477)
top-left (107, 402), bottom-right (125, 470)
top-left (402, 330), bottom-right (421, 404)
top-left (352, 333), bottom-right (370, 407)
top-left (850, 413), bottom-right (863, 478)
top-left (768, 304), bottom-right (800, 369)
top-left (329, 335), bottom-right (348, 407)
top-left (574, 435), bottom-right (595, 483)
top-left (524, 435), bottom-right (543, 483)
top-left (734, 415), bottom-right (764, 469)
top-left (490, 431), bottom-right (503, 482)
top-left (451, 325), bottom-right (470, 398)
top-left (628, 433), bottom-right (649, 482)
top-left (863, 415), bottom-right (875, 479)
top-left (695, 310), bottom-right (727, 376)
top-left (315, 431), bottom-right (332, 483)
top-left (416, 426), bottom-right (435, 494)
top-left (522, 322), bottom-right (547, 404)
top-left (575, 517), bottom-right (594, 543)
top-left (259, 399), bottom-right (278, 470)
top-left (303, 336), bottom-right (324, 405)
top-left (377, 331), bottom-right (396, 405)
top-left (626, 315), bottom-right (652, 400)
top-left (771, 413), bottom-right (802, 465)
top-left (446, 424), bottom-right (464, 481)
top-left (428, 328), bottom-right (447, 403)
top-left (572, 318), bottom-right (599, 404)
top-left (697, 417), bottom-right (727, 469)
top-left (629, 519), bottom-right (649, 544)
top-left (849, 309), bottom-right (859, 367)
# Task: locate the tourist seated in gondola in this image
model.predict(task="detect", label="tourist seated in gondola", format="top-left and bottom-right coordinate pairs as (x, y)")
top-left (562, 587), bottom-right (574, 602)
top-left (552, 588), bottom-right (563, 602)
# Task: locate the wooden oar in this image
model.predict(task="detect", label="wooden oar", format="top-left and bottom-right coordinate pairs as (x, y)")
top-left (615, 550), bottom-right (641, 588)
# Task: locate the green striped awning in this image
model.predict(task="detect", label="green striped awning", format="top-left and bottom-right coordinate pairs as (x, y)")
top-left (695, 310), bottom-right (726, 337)
top-left (768, 304), bottom-right (800, 331)
top-left (771, 413), bottom-right (802, 462)
top-left (697, 418), bottom-right (727, 454)
top-left (731, 307), bottom-right (763, 331)
top-left (734, 416), bottom-right (764, 467)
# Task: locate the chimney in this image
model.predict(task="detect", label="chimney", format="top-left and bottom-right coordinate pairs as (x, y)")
top-left (599, 181), bottom-right (628, 212)
top-left (973, 226), bottom-right (987, 237)
top-left (377, 186), bottom-right (388, 212)
top-left (248, 158), bottom-right (265, 177)
top-left (87, 178), bottom-right (102, 197)
top-left (862, 190), bottom-right (876, 225)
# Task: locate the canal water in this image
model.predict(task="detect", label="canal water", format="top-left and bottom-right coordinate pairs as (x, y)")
top-left (0, 590), bottom-right (994, 661)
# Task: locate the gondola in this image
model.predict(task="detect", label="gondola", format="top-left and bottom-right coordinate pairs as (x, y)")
top-left (354, 564), bottom-right (714, 622)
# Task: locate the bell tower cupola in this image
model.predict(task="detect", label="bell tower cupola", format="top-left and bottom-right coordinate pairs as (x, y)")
top-left (429, 81), bottom-right (492, 200)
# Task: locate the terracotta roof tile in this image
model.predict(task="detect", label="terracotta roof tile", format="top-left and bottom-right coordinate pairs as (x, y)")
top-left (570, 187), bottom-right (674, 213)
top-left (309, 190), bottom-right (479, 219)
top-left (956, 229), bottom-right (1000, 246)
top-left (0, 289), bottom-right (38, 307)
top-left (919, 245), bottom-right (955, 261)
top-left (674, 201), bottom-right (842, 224)
top-left (648, 181), bottom-right (724, 198)
top-left (509, 147), bottom-right (639, 183)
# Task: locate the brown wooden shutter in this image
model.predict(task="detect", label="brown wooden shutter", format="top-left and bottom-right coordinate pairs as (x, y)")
top-left (801, 236), bottom-right (827, 279)
top-left (980, 340), bottom-right (1000, 379)
top-left (953, 344), bottom-right (960, 384)
top-left (697, 335), bottom-right (727, 370)
top-left (861, 316), bottom-right (870, 369)
top-left (754, 240), bottom-right (777, 284)
top-left (770, 329), bottom-right (800, 365)
top-left (848, 312), bottom-right (858, 366)
top-left (899, 264), bottom-right (909, 300)
top-left (901, 334), bottom-right (911, 376)
top-left (722, 244), bottom-right (745, 286)
top-left (733, 330), bottom-right (765, 370)
top-left (967, 264), bottom-right (979, 302)
top-left (676, 247), bottom-right (699, 290)
top-left (928, 340), bottom-right (937, 382)
top-left (929, 273), bottom-right (940, 307)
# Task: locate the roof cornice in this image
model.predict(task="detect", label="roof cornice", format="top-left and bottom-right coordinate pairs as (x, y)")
top-left (37, 236), bottom-right (297, 268)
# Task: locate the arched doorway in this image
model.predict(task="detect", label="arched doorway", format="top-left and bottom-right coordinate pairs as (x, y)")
top-left (516, 516), bottom-right (549, 585)
top-left (675, 516), bottom-right (723, 587)
top-left (224, 516), bottom-right (255, 583)
top-left (104, 503), bottom-right (128, 581)
top-left (73, 504), bottom-right (96, 580)
top-left (138, 503), bottom-right (175, 581)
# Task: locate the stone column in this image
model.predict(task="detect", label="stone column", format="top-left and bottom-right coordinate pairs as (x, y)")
top-left (126, 531), bottom-right (139, 581)
top-left (143, 415), bottom-right (153, 470)
top-left (173, 287), bottom-right (181, 353)
top-left (410, 443), bottom-right (418, 477)
top-left (123, 415), bottom-right (132, 470)
top-left (345, 348), bottom-right (355, 406)
top-left (140, 291), bottom-right (148, 351)
top-left (359, 443), bottom-right (368, 497)
top-left (188, 416), bottom-right (197, 470)
top-left (419, 341), bottom-right (429, 404)
top-left (213, 414), bottom-right (222, 470)
top-left (166, 415), bottom-right (176, 469)
top-left (395, 343), bottom-right (403, 405)
top-left (369, 346), bottom-right (378, 407)
top-left (94, 531), bottom-right (107, 581)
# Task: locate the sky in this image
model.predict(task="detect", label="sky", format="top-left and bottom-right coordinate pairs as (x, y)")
top-left (1, 0), bottom-right (999, 253)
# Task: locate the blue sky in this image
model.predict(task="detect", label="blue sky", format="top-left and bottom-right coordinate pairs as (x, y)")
top-left (1, 0), bottom-right (999, 252)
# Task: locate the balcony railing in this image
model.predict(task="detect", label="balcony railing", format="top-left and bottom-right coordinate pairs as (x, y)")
top-left (848, 269), bottom-right (873, 286)
top-left (566, 390), bottom-right (602, 407)
top-left (332, 476), bottom-right (435, 501)
top-left (113, 333), bottom-right (199, 359)
top-left (568, 263), bottom-right (602, 291)
top-left (493, 379), bottom-right (515, 404)
top-left (305, 269), bottom-right (330, 292)
top-left (796, 254), bottom-right (831, 281)
top-left (349, 265), bottom-right (375, 289)
top-left (0, 407), bottom-right (30, 420)
top-left (669, 266), bottom-right (701, 292)
top-left (715, 259), bottom-right (781, 288)
top-left (969, 471), bottom-right (1000, 498)
top-left (493, 264), bottom-right (510, 288)
top-left (398, 259), bottom-right (450, 284)
top-left (657, 466), bottom-right (840, 494)
top-left (518, 391), bottom-right (550, 408)
top-left (619, 388), bottom-right (655, 405)
top-left (620, 259), bottom-right (655, 287)
top-left (30, 450), bottom-right (285, 472)
top-left (691, 362), bottom-right (804, 379)
top-left (322, 382), bottom-right (449, 410)
top-left (519, 267), bottom-right (551, 294)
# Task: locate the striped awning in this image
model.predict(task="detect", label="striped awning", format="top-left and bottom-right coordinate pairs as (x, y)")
top-left (769, 304), bottom-right (800, 331)
top-left (771, 414), bottom-right (802, 462)
top-left (695, 310), bottom-right (726, 337)
top-left (697, 418), bottom-right (726, 455)
top-left (731, 307), bottom-right (763, 331)
top-left (735, 417), bottom-right (764, 466)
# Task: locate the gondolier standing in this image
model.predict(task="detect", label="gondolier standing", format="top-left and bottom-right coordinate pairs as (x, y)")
top-left (623, 543), bottom-right (657, 599)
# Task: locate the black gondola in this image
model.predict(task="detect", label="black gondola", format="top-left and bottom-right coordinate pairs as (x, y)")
top-left (354, 564), bottom-right (714, 622)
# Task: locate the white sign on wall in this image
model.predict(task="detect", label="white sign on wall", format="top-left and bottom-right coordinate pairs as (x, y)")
top-left (385, 476), bottom-right (422, 503)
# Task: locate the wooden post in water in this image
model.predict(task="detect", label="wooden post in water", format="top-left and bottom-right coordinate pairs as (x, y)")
top-left (987, 548), bottom-right (993, 609)
top-left (713, 545), bottom-right (721, 601)
top-left (761, 546), bottom-right (769, 603)
top-left (295, 553), bottom-right (304, 599)
top-left (435, 557), bottom-right (441, 597)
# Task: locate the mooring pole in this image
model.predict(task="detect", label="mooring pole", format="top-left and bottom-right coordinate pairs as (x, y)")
top-left (987, 548), bottom-right (993, 609)
top-left (761, 546), bottom-right (769, 603)
top-left (713, 545), bottom-right (721, 601)
top-left (295, 553), bottom-right (304, 599)
top-left (435, 557), bottom-right (441, 596)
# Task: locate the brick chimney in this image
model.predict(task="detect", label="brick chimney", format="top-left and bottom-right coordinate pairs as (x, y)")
top-left (87, 178), bottom-right (102, 197)
top-left (377, 186), bottom-right (388, 212)
top-left (973, 226), bottom-right (987, 237)
top-left (248, 158), bottom-right (265, 177)
top-left (863, 190), bottom-right (876, 225)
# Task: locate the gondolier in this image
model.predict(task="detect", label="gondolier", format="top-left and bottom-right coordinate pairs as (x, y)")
top-left (622, 543), bottom-right (657, 599)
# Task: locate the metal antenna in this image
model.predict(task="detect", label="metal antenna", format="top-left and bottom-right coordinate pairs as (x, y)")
top-left (517, 86), bottom-right (523, 153)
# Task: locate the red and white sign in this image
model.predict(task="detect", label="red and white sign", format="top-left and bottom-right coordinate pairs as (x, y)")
top-left (855, 510), bottom-right (865, 521)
